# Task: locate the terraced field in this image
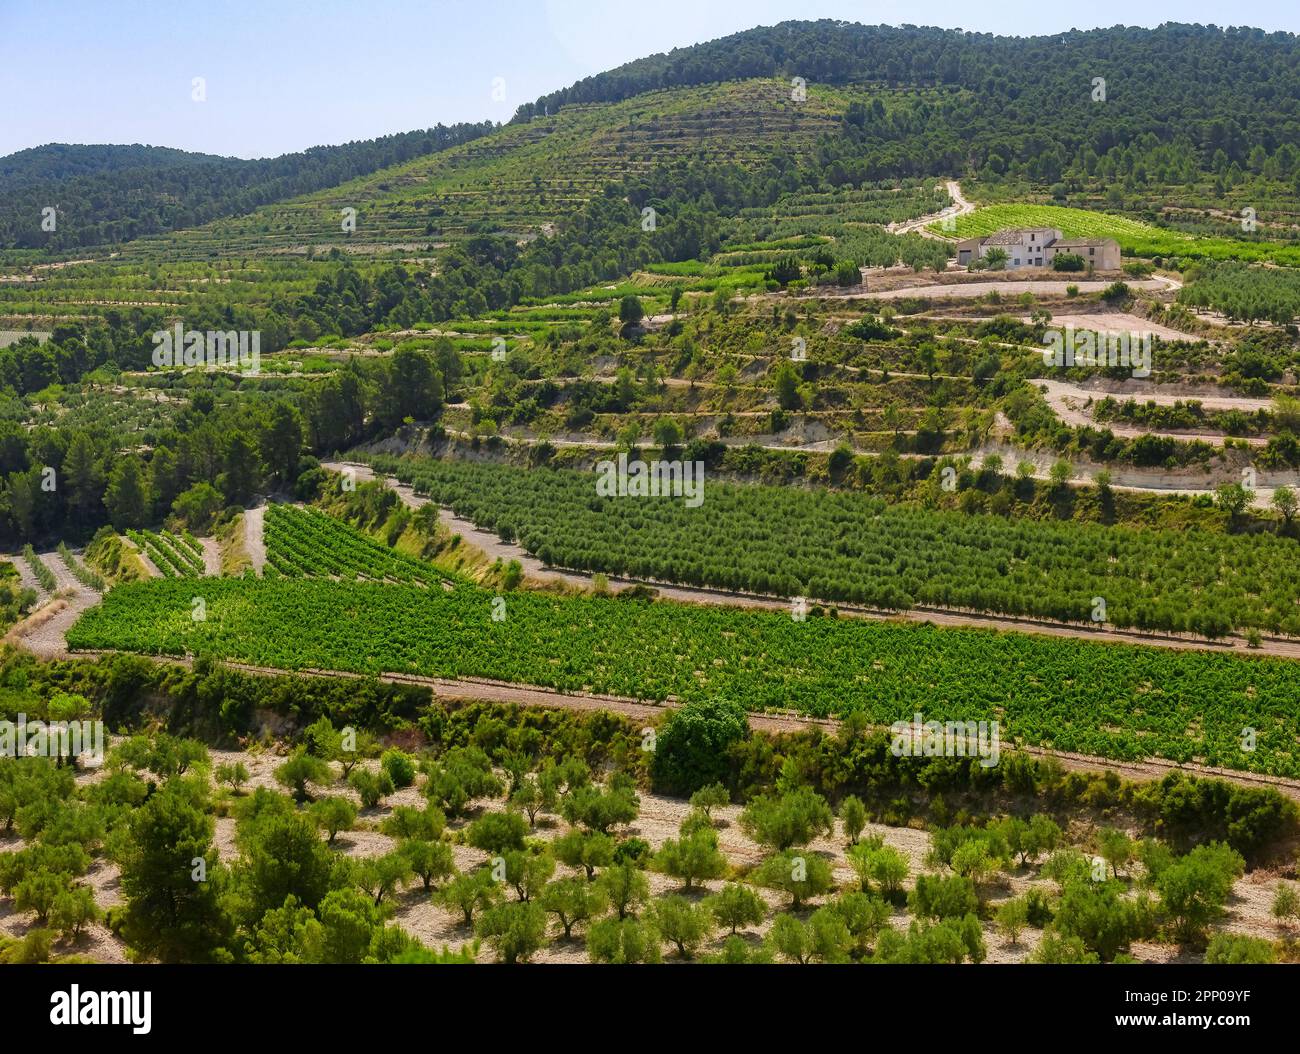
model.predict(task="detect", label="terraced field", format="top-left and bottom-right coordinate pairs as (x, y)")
top-left (118, 81), bottom-right (865, 262)
top-left (128, 529), bottom-right (205, 578)
top-left (262, 503), bottom-right (458, 587)
top-left (67, 574), bottom-right (1300, 777)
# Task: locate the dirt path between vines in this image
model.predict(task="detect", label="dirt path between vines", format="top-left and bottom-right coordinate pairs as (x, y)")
top-left (198, 537), bottom-right (222, 576)
top-left (5, 550), bottom-right (101, 659)
top-left (243, 504), bottom-right (267, 575)
top-left (321, 460), bottom-right (1300, 661)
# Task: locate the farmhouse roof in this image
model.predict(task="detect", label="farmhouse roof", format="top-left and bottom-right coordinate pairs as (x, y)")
top-left (981, 228), bottom-right (1058, 245)
top-left (1051, 237), bottom-right (1119, 248)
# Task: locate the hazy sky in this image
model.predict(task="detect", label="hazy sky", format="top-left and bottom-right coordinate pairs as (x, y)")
top-left (2, 0), bottom-right (1296, 158)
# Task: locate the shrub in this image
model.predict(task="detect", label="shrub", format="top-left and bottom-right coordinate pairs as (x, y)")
top-left (651, 698), bottom-right (748, 795)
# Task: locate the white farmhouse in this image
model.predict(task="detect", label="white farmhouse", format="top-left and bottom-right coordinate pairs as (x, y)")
top-left (955, 228), bottom-right (1121, 270)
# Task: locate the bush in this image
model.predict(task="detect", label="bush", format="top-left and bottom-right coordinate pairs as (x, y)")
top-left (1204, 932), bottom-right (1275, 964)
top-left (380, 749), bottom-right (416, 789)
top-left (651, 698), bottom-right (748, 795)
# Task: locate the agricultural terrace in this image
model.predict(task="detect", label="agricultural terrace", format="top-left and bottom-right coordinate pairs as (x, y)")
top-left (67, 573), bottom-right (1300, 777)
top-left (371, 456), bottom-right (1300, 638)
top-left (263, 503), bottom-right (460, 587)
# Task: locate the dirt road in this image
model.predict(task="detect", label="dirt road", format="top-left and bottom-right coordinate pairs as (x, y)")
top-left (1037, 378), bottom-right (1268, 448)
top-left (889, 179), bottom-right (974, 239)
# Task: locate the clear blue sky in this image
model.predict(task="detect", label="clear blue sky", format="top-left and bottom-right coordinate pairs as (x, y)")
top-left (1, 0), bottom-right (1296, 159)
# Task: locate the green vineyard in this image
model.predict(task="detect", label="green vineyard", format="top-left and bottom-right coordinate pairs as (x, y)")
top-left (128, 529), bottom-right (204, 578)
top-left (66, 575), bottom-right (1300, 777)
top-left (370, 457), bottom-right (1300, 638)
top-left (263, 503), bottom-right (458, 588)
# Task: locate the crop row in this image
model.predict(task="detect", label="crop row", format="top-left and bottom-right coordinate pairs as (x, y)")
top-left (128, 530), bottom-right (203, 578)
top-left (66, 576), bottom-right (1300, 777)
top-left (262, 504), bottom-right (450, 587)
top-left (372, 456), bottom-right (1300, 638)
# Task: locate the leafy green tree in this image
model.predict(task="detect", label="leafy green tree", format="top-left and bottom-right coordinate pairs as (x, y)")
top-left (740, 788), bottom-right (834, 851)
top-left (219, 431), bottom-right (260, 507)
top-left (274, 749), bottom-right (331, 803)
top-left (1154, 843), bottom-right (1244, 946)
top-left (830, 891), bottom-right (891, 957)
top-left (171, 482), bottom-right (223, 533)
top-left (838, 795), bottom-right (867, 845)
top-left (62, 432), bottom-right (103, 523)
top-left (650, 894), bottom-right (714, 959)
top-left (705, 882), bottom-right (766, 935)
top-left (1055, 879), bottom-right (1151, 961)
top-left (348, 767), bottom-right (395, 809)
top-left (540, 876), bottom-right (608, 939)
top-left (618, 295), bottom-right (644, 326)
top-left (596, 861), bottom-right (650, 920)
top-left (1204, 932), bottom-right (1276, 964)
top-left (773, 361), bottom-right (802, 411)
top-left (909, 874), bottom-right (979, 920)
top-left (767, 912), bottom-right (814, 963)
top-left (1097, 828), bottom-right (1136, 878)
top-left (510, 774), bottom-right (556, 827)
top-left (117, 786), bottom-right (232, 961)
top-left (654, 828), bottom-right (727, 891)
top-left (103, 457), bottom-right (148, 529)
top-left (476, 900), bottom-right (549, 963)
top-left (380, 804), bottom-right (446, 842)
top-left (1032, 929), bottom-right (1099, 964)
top-left (309, 796), bottom-right (357, 845)
top-left (501, 849), bottom-right (555, 902)
top-left (423, 747), bottom-right (502, 816)
top-left (14, 871), bottom-right (64, 924)
top-left (435, 868), bottom-right (500, 927)
top-left (353, 851), bottom-right (413, 906)
top-left (552, 829), bottom-right (616, 880)
top-left (1271, 485), bottom-right (1297, 528)
top-left (466, 810), bottom-right (528, 855)
top-left (996, 896), bottom-right (1030, 946)
top-left (560, 772), bottom-right (640, 834)
top-left (215, 761), bottom-right (250, 793)
top-left (689, 782), bottom-right (730, 819)
top-left (586, 917), bottom-right (661, 963)
top-left (50, 885), bottom-right (101, 942)
top-left (652, 699), bottom-right (748, 794)
top-left (380, 749), bottom-right (416, 789)
top-left (398, 839), bottom-right (455, 892)
top-left (260, 401), bottom-right (305, 483)
top-left (1272, 881), bottom-right (1300, 927)
top-left (848, 842), bottom-right (909, 900)
top-left (1215, 481), bottom-right (1251, 524)
top-left (754, 850), bottom-right (835, 908)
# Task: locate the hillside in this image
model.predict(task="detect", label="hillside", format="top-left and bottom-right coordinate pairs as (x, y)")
top-left (115, 79), bottom-right (860, 261)
top-left (0, 125), bottom-right (495, 252)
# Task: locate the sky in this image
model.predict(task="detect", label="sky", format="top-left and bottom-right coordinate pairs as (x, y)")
top-left (1, 0), bottom-right (1297, 159)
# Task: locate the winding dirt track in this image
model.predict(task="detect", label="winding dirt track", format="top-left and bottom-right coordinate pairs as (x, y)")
top-left (889, 179), bottom-right (974, 239)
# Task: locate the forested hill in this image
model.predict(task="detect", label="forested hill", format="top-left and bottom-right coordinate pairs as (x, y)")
top-left (513, 22), bottom-right (1300, 186)
top-left (0, 124), bottom-right (495, 251)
